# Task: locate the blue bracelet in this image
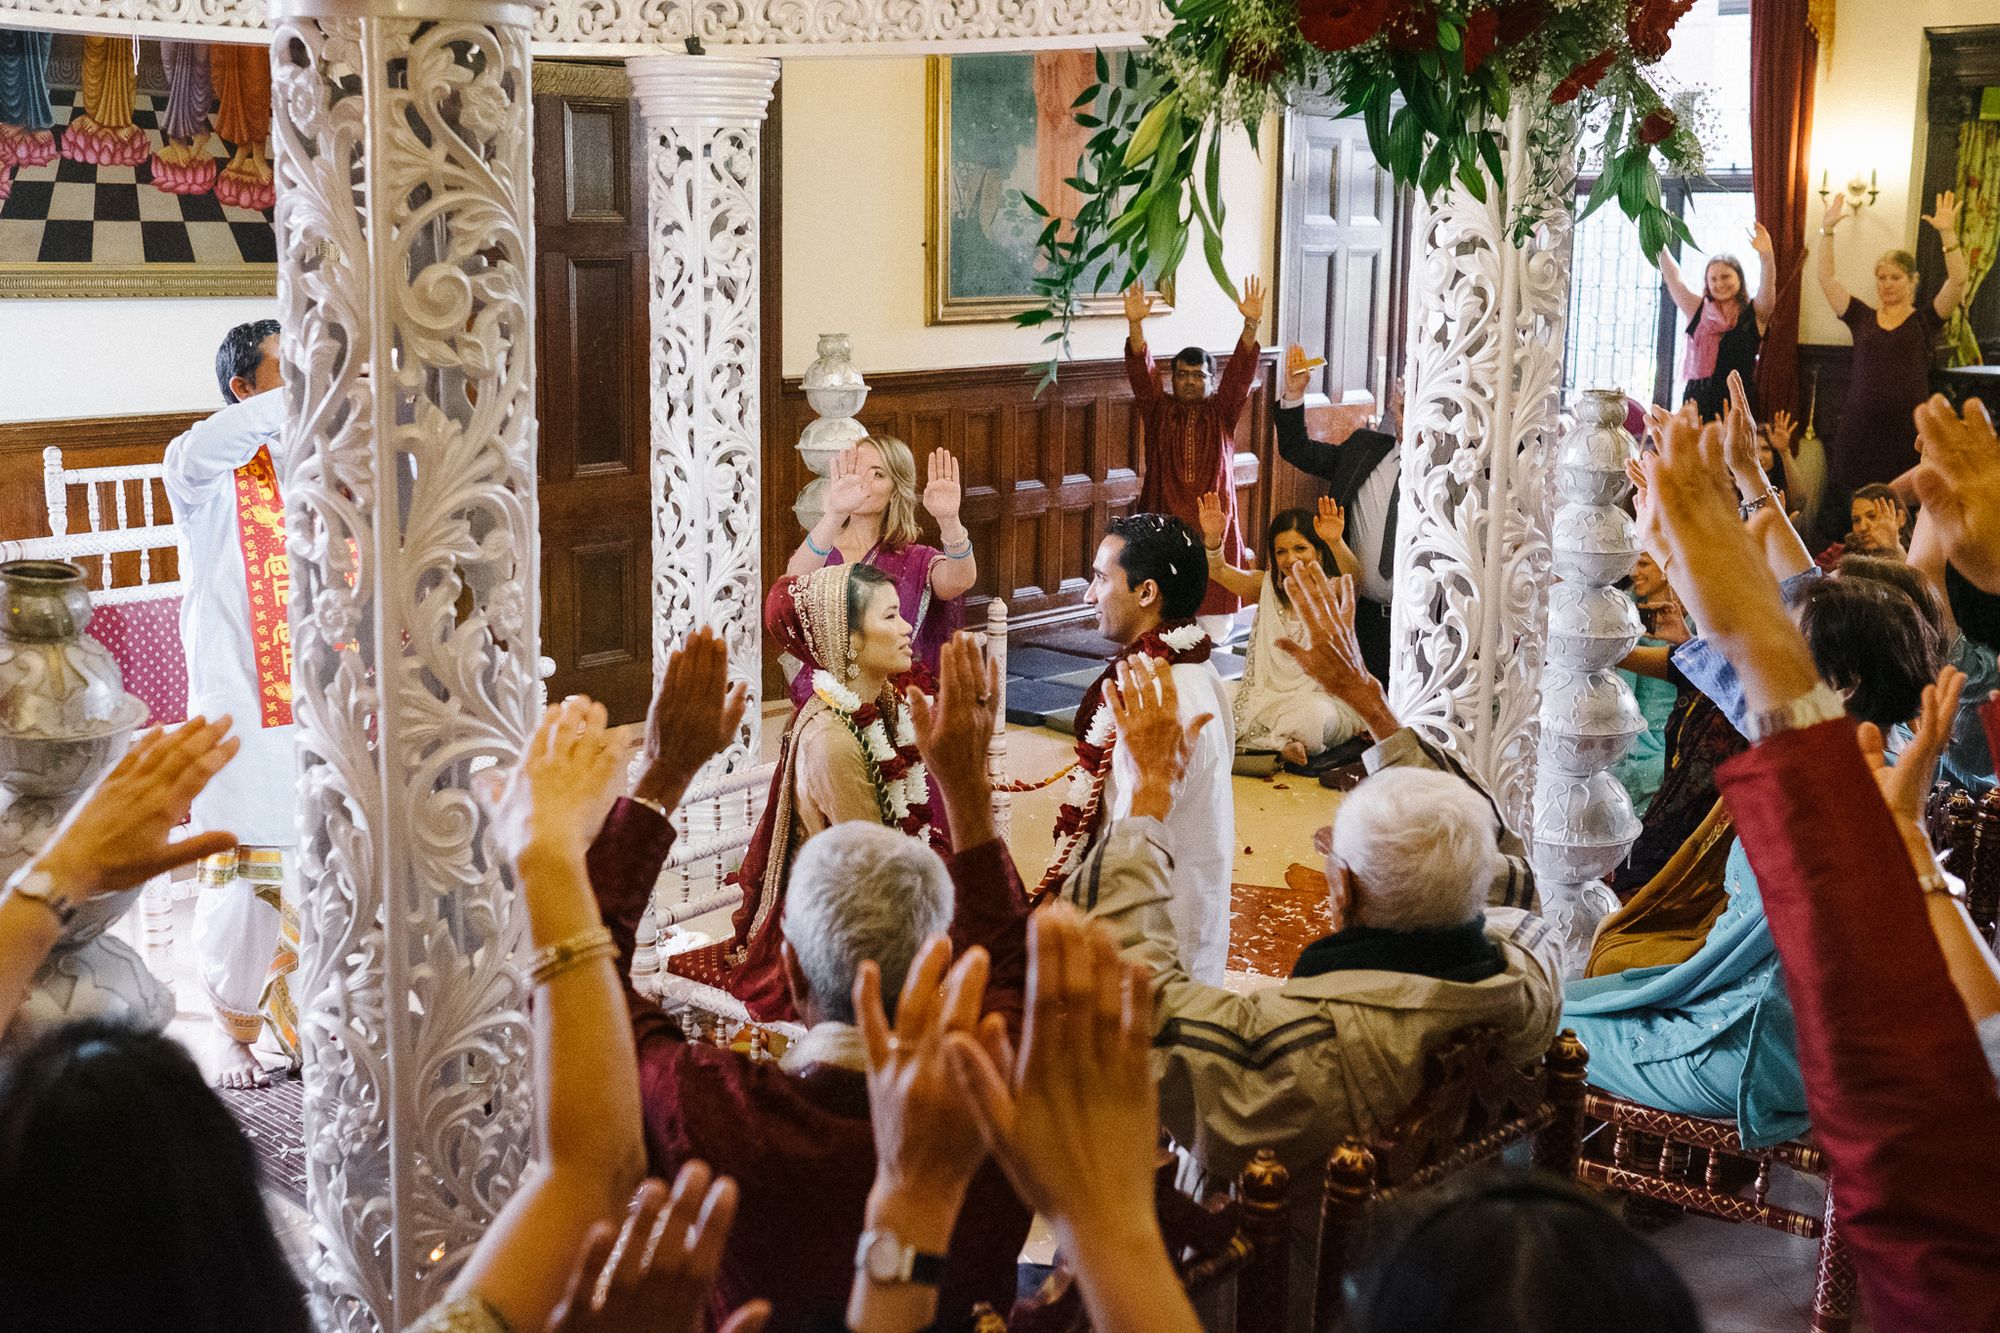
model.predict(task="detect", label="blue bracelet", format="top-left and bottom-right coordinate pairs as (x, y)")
top-left (946, 539), bottom-right (973, 559)
top-left (804, 534), bottom-right (830, 557)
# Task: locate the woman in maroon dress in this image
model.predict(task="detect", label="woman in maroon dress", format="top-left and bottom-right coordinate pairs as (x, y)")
top-left (1816, 190), bottom-right (1969, 498)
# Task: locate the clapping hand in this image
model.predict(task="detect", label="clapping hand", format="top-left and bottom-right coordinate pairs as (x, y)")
top-left (482, 697), bottom-right (622, 869)
top-left (1913, 394), bottom-right (2000, 593)
top-left (945, 904), bottom-right (1160, 1255)
top-left (1276, 562), bottom-right (1398, 740)
top-left (1314, 496), bottom-right (1346, 548)
top-left (1195, 492), bottom-right (1226, 548)
top-left (823, 447), bottom-right (870, 521)
top-left (1923, 190), bottom-right (1960, 239)
top-left (1723, 371), bottom-right (1765, 494)
top-left (25, 716), bottom-right (241, 899)
top-left (906, 631), bottom-right (1000, 828)
top-left (923, 448), bottom-right (962, 524)
top-left (1236, 275), bottom-right (1266, 329)
top-left (546, 1164), bottom-right (768, 1333)
top-left (1123, 281), bottom-right (1154, 327)
top-left (641, 627), bottom-right (750, 807)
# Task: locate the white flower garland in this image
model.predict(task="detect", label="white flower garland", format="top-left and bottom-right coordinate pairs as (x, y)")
top-left (812, 669), bottom-right (927, 828)
top-left (1159, 623), bottom-right (1207, 654)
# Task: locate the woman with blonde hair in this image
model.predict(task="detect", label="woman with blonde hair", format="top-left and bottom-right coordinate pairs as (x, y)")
top-left (786, 435), bottom-right (976, 705)
top-left (1817, 190), bottom-right (1969, 493)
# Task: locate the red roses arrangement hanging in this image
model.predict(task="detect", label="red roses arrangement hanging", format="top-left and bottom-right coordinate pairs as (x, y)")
top-left (1017, 0), bottom-right (1707, 370)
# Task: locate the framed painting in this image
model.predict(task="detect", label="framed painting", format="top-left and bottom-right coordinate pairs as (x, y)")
top-left (925, 52), bottom-right (1172, 326)
top-left (0, 28), bottom-right (276, 298)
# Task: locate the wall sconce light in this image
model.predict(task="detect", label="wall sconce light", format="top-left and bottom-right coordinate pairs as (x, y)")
top-left (1818, 168), bottom-right (1879, 211)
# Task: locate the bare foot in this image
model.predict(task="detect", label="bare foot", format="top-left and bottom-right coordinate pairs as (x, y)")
top-left (1281, 740), bottom-right (1310, 768)
top-left (215, 1036), bottom-right (269, 1090)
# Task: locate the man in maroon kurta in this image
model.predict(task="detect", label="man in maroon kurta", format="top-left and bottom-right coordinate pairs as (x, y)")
top-left (590, 642), bottom-right (1031, 1333)
top-left (1123, 276), bottom-right (1265, 633)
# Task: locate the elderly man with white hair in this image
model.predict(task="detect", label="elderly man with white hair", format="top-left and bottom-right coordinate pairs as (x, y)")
top-left (582, 630), bottom-right (1031, 1333)
top-left (1061, 648), bottom-right (1562, 1193)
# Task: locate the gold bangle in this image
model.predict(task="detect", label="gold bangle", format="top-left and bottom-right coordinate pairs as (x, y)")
top-left (629, 794), bottom-right (669, 820)
top-left (528, 926), bottom-right (618, 986)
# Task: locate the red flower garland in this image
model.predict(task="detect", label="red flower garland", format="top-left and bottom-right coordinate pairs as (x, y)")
top-left (1298, 0), bottom-right (1397, 54)
top-left (1461, 7), bottom-right (1499, 72)
top-left (1551, 49), bottom-right (1616, 104)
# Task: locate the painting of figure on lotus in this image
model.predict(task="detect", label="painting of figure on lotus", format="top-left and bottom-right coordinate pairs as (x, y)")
top-left (0, 28), bottom-right (276, 297)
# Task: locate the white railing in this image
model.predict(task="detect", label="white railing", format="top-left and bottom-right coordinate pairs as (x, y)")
top-left (0, 448), bottom-right (187, 604)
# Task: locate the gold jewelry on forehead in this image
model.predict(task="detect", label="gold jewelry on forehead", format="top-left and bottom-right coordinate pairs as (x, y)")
top-left (794, 564), bottom-right (855, 675)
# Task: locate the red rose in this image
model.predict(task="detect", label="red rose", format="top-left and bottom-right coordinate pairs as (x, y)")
top-left (1638, 109), bottom-right (1677, 144)
top-left (1462, 7), bottom-right (1499, 71)
top-left (1298, 0), bottom-right (1397, 53)
top-left (1495, 0), bottom-right (1548, 44)
top-left (1626, 0), bottom-right (1695, 62)
top-left (1550, 48), bottom-right (1615, 104)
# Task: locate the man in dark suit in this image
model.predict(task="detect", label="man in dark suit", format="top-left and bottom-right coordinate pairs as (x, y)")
top-left (1274, 344), bottom-right (1402, 682)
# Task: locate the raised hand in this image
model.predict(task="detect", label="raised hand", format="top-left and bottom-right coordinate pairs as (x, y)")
top-left (1822, 192), bottom-right (1847, 231)
top-left (1923, 190), bottom-right (1960, 238)
top-left (1857, 665), bottom-right (1965, 827)
top-left (24, 716), bottom-right (242, 898)
top-left (482, 697), bottom-right (622, 869)
top-left (856, 937), bottom-right (994, 1218)
top-left (906, 631), bottom-right (1000, 818)
top-left (1723, 371), bottom-right (1765, 491)
top-left (1627, 456), bottom-right (1667, 565)
top-left (1913, 394), bottom-right (2000, 593)
top-left (823, 447), bottom-right (869, 521)
top-left (1276, 563), bottom-right (1398, 740)
top-left (1283, 344), bottom-right (1315, 401)
top-left (1195, 492), bottom-right (1226, 548)
top-left (1122, 280), bottom-right (1154, 327)
top-left (1750, 221), bottom-right (1775, 256)
top-left (546, 1164), bottom-right (767, 1333)
top-left (1104, 654), bottom-right (1211, 817)
top-left (1314, 496), bottom-right (1346, 548)
top-left (945, 903), bottom-right (1159, 1250)
top-left (1642, 597), bottom-right (1691, 646)
top-left (1769, 408), bottom-right (1798, 456)
top-left (1236, 275), bottom-right (1266, 329)
top-left (643, 627), bottom-right (750, 801)
top-left (923, 448), bottom-right (962, 523)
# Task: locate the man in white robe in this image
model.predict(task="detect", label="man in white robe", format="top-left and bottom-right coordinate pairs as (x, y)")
top-left (163, 319), bottom-right (299, 1088)
top-left (1079, 513), bottom-right (1237, 982)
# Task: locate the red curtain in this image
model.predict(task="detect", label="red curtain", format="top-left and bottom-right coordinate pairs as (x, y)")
top-left (1750, 0), bottom-right (1819, 418)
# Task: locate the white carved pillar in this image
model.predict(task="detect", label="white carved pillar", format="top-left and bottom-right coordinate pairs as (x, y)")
top-left (269, 3), bottom-right (541, 1328)
top-left (1389, 100), bottom-right (1577, 837)
top-left (629, 55), bottom-right (779, 773)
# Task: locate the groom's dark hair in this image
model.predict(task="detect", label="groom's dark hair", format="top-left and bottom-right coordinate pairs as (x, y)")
top-left (1107, 513), bottom-right (1207, 621)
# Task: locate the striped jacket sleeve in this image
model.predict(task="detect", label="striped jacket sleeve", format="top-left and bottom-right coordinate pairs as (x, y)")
top-left (1362, 728), bottom-right (1537, 911)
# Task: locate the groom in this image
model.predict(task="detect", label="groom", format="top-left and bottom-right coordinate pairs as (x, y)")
top-left (1052, 513), bottom-right (1236, 983)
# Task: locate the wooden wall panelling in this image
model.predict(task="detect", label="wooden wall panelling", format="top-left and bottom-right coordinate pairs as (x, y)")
top-left (0, 411), bottom-right (202, 592)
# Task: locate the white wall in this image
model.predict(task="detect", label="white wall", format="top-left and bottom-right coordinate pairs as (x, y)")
top-left (0, 297), bottom-right (276, 420)
top-left (778, 57), bottom-right (1279, 377)
top-left (1804, 0), bottom-right (2000, 344)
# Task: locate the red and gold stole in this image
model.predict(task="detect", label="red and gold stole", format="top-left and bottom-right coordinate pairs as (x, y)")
top-left (232, 445), bottom-right (293, 729)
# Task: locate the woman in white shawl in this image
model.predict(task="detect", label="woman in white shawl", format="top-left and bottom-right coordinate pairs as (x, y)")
top-left (1198, 493), bottom-right (1368, 766)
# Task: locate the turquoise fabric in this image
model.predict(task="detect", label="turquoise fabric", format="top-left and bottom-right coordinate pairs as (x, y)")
top-left (1613, 631), bottom-right (1680, 816)
top-left (1563, 842), bottom-right (1808, 1148)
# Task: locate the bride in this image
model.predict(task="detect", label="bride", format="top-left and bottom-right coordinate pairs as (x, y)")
top-left (667, 562), bottom-right (928, 1022)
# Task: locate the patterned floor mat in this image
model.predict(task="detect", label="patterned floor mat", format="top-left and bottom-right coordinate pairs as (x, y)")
top-left (219, 1073), bottom-right (308, 1211)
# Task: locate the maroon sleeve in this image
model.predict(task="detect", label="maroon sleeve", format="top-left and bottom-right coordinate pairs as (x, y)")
top-left (1716, 719), bottom-right (2000, 1331)
top-left (944, 835), bottom-right (1031, 1041)
top-left (1124, 337), bottom-right (1163, 410)
top-left (1983, 694), bottom-right (2000, 778)
top-left (586, 797), bottom-right (686, 1054)
top-left (1213, 332), bottom-right (1261, 424)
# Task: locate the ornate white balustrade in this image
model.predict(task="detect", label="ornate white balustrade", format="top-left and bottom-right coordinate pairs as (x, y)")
top-left (269, 0), bottom-right (543, 1327)
top-left (0, 0), bottom-right (1168, 51)
top-left (1388, 99), bottom-right (1577, 839)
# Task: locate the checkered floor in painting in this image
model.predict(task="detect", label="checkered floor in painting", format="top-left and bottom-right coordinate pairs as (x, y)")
top-left (0, 88), bottom-right (274, 266)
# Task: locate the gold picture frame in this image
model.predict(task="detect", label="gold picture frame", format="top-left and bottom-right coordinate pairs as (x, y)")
top-left (924, 54), bottom-right (1172, 326)
top-left (0, 30), bottom-right (278, 300)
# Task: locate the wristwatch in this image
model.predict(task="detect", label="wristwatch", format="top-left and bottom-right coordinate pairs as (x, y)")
top-left (5, 864), bottom-right (79, 928)
top-left (1737, 490), bottom-right (1778, 520)
top-left (854, 1229), bottom-right (947, 1286)
top-left (1744, 681), bottom-right (1845, 743)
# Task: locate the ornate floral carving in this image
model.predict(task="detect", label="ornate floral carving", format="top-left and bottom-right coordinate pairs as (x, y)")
top-left (1, 0), bottom-right (1167, 50)
top-left (1388, 99), bottom-right (1576, 839)
top-left (271, 11), bottom-right (539, 1329)
top-left (632, 56), bottom-right (777, 775)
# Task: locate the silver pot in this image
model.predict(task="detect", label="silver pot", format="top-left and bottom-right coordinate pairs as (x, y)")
top-left (1538, 666), bottom-right (1646, 775)
top-left (1550, 502), bottom-right (1638, 587)
top-left (1530, 771), bottom-right (1642, 883)
top-left (1546, 584), bottom-right (1644, 670)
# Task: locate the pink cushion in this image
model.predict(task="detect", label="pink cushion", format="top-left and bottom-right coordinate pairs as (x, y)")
top-left (86, 598), bottom-right (189, 727)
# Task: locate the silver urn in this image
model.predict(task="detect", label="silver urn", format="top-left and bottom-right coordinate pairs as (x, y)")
top-left (1538, 665), bottom-right (1647, 776)
top-left (1546, 583), bottom-right (1644, 670)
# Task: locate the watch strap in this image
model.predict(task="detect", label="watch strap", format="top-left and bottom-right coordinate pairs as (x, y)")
top-left (1744, 681), bottom-right (1846, 743)
top-left (855, 1229), bottom-right (947, 1287)
top-left (5, 865), bottom-right (79, 928)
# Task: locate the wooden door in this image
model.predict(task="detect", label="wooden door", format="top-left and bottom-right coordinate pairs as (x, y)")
top-left (1278, 107), bottom-right (1396, 411)
top-left (533, 62), bottom-right (654, 724)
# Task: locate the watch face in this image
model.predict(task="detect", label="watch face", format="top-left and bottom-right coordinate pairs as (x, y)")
top-left (861, 1233), bottom-right (903, 1283)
